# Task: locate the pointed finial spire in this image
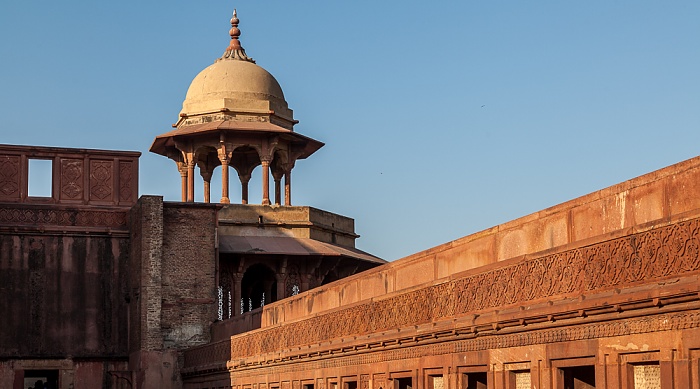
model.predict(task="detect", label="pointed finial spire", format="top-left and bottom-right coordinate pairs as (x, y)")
top-left (221, 8), bottom-right (255, 63)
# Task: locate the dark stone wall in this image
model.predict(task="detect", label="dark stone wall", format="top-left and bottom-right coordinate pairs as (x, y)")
top-left (160, 203), bottom-right (219, 349)
top-left (0, 233), bottom-right (129, 358)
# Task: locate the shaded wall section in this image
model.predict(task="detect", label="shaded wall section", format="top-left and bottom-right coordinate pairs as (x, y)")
top-left (0, 234), bottom-right (130, 357)
top-left (0, 144), bottom-right (139, 359)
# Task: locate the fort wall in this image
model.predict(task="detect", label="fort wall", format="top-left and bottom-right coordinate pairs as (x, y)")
top-left (183, 155), bottom-right (700, 389)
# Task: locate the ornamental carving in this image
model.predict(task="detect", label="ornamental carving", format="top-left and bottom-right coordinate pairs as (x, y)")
top-left (119, 161), bottom-right (133, 202)
top-left (0, 156), bottom-right (21, 200)
top-left (0, 206), bottom-right (127, 228)
top-left (60, 159), bottom-right (83, 200)
top-left (90, 160), bottom-right (113, 201)
top-left (223, 218), bottom-right (700, 361)
top-left (196, 310), bottom-right (700, 375)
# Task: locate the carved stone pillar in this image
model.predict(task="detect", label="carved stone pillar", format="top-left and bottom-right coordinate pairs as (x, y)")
top-left (274, 178), bottom-right (282, 205)
top-left (261, 160), bottom-right (271, 205)
top-left (276, 273), bottom-right (286, 299)
top-left (284, 170), bottom-right (291, 206)
top-left (232, 273), bottom-right (242, 316)
top-left (200, 167), bottom-right (213, 204)
top-left (186, 156), bottom-right (195, 203)
top-left (218, 150), bottom-right (231, 204)
top-left (240, 174), bottom-right (250, 204)
top-left (177, 161), bottom-right (188, 202)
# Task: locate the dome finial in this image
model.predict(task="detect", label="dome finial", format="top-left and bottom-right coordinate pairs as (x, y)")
top-left (221, 7), bottom-right (255, 63)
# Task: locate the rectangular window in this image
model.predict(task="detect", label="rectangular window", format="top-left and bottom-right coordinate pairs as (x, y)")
top-left (24, 369), bottom-right (59, 389)
top-left (560, 365), bottom-right (595, 389)
top-left (396, 377), bottom-right (412, 389)
top-left (28, 158), bottom-right (53, 197)
top-left (344, 381), bottom-right (357, 389)
top-left (429, 375), bottom-right (444, 389)
top-left (463, 373), bottom-right (487, 389)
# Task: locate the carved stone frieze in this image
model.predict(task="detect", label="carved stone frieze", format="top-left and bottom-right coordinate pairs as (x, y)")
top-left (210, 310), bottom-right (700, 377)
top-left (221, 218), bottom-right (700, 361)
top-left (0, 206), bottom-right (127, 229)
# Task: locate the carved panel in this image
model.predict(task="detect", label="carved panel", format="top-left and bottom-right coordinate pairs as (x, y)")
top-left (360, 375), bottom-right (369, 389)
top-left (90, 160), bottom-right (113, 201)
top-left (0, 155), bottom-right (21, 201)
top-left (119, 161), bottom-right (133, 202)
top-left (373, 374), bottom-right (386, 389)
top-left (60, 159), bottom-right (83, 200)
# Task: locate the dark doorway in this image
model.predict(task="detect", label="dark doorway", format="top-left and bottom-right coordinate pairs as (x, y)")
top-left (24, 370), bottom-right (59, 389)
top-left (464, 372), bottom-right (487, 389)
top-left (561, 365), bottom-right (595, 389)
top-left (241, 263), bottom-right (277, 312)
top-left (396, 377), bottom-right (412, 389)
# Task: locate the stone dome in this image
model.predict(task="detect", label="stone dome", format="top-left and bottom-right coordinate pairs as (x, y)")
top-left (178, 9), bottom-right (294, 123)
top-left (180, 59), bottom-right (291, 117)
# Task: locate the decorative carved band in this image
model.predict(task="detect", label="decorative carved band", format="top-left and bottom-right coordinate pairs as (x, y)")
top-left (0, 206), bottom-right (127, 229)
top-left (210, 310), bottom-right (700, 377)
top-left (219, 218), bottom-right (700, 362)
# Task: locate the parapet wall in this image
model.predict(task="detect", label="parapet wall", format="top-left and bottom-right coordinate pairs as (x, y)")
top-left (260, 154), bottom-right (700, 327)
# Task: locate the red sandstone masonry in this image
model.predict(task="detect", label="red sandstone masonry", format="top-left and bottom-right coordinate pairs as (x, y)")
top-left (259, 154), bottom-right (700, 327)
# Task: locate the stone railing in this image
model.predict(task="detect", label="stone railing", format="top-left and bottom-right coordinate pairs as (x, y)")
top-left (211, 308), bottom-right (263, 341)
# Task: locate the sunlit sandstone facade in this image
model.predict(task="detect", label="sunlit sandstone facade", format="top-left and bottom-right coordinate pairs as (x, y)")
top-left (182, 154), bottom-right (700, 389)
top-left (2, 8), bottom-right (700, 389)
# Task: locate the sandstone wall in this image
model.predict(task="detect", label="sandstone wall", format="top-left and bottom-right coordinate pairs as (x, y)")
top-left (260, 155), bottom-right (700, 326)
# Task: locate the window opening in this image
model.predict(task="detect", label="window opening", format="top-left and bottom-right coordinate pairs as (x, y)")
top-left (396, 377), bottom-right (412, 389)
top-left (561, 365), bottom-right (595, 389)
top-left (28, 159), bottom-right (53, 197)
top-left (464, 373), bottom-right (487, 389)
top-left (24, 369), bottom-right (59, 389)
top-left (429, 375), bottom-right (443, 389)
top-left (292, 284), bottom-right (300, 295)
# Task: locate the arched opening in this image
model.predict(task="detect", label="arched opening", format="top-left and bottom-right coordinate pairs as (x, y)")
top-left (230, 145), bottom-right (261, 204)
top-left (240, 263), bottom-right (277, 313)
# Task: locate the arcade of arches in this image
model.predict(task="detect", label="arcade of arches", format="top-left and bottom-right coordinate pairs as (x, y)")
top-left (217, 254), bottom-right (371, 320)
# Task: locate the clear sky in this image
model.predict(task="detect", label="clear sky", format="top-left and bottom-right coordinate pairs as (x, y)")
top-left (1, 1), bottom-right (699, 261)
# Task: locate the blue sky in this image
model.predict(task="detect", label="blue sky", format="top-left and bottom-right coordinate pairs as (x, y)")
top-left (1, 2), bottom-right (699, 261)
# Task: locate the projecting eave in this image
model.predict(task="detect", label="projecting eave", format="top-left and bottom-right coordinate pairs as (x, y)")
top-left (149, 120), bottom-right (324, 158)
top-left (219, 235), bottom-right (386, 265)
